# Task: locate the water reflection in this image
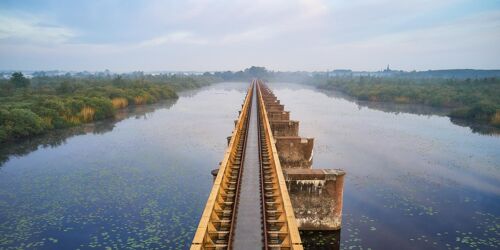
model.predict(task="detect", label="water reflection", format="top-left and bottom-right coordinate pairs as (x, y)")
top-left (0, 82), bottom-right (498, 249)
top-left (268, 82), bottom-right (500, 249)
top-left (0, 83), bottom-right (248, 249)
top-left (0, 100), bottom-right (177, 167)
top-left (301, 230), bottom-right (341, 250)
top-left (318, 88), bottom-right (500, 135)
top-left (449, 118), bottom-right (500, 135)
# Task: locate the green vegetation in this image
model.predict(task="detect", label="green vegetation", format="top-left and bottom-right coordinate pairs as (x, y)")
top-left (314, 76), bottom-right (500, 127)
top-left (0, 73), bottom-right (215, 143)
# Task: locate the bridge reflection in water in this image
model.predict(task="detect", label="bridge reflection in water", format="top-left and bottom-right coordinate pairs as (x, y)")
top-left (191, 80), bottom-right (345, 249)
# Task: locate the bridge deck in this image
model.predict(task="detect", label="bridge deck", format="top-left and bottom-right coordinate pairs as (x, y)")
top-left (191, 81), bottom-right (302, 250)
top-left (232, 84), bottom-right (263, 248)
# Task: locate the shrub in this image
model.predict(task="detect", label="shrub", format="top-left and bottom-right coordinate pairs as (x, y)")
top-left (491, 111), bottom-right (500, 127)
top-left (111, 97), bottom-right (128, 109)
top-left (1, 108), bottom-right (45, 138)
top-left (0, 74), bottom-right (212, 142)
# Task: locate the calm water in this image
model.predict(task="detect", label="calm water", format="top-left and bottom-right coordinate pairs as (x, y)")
top-left (0, 82), bottom-right (499, 249)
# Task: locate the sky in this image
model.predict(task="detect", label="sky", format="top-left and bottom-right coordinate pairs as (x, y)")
top-left (0, 0), bottom-right (499, 72)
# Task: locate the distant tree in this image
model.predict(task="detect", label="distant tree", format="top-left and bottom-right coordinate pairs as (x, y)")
top-left (112, 75), bottom-right (126, 87)
top-left (56, 81), bottom-right (73, 94)
top-left (245, 66), bottom-right (268, 78)
top-left (10, 72), bottom-right (30, 88)
top-left (0, 80), bottom-right (14, 95)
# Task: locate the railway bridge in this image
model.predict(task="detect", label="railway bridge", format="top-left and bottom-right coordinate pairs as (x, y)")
top-left (191, 80), bottom-right (345, 249)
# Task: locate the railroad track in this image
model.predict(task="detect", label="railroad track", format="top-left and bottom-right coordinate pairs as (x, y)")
top-left (191, 80), bottom-right (302, 250)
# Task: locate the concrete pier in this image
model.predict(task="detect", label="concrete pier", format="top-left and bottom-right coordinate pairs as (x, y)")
top-left (275, 136), bottom-right (314, 168)
top-left (267, 104), bottom-right (285, 112)
top-left (260, 83), bottom-right (346, 231)
top-left (268, 111), bottom-right (290, 121)
top-left (212, 82), bottom-right (346, 233)
top-left (270, 120), bottom-right (299, 136)
top-left (283, 168), bottom-right (346, 230)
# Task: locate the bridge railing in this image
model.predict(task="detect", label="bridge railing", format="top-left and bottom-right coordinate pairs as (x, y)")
top-left (257, 81), bottom-right (303, 249)
top-left (191, 82), bottom-right (254, 249)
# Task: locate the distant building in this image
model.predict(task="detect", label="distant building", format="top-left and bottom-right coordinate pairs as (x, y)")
top-left (327, 69), bottom-right (352, 77)
top-left (384, 64), bottom-right (390, 72)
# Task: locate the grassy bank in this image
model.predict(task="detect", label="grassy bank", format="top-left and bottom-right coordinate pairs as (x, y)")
top-left (314, 76), bottom-right (500, 127)
top-left (0, 73), bottom-right (216, 143)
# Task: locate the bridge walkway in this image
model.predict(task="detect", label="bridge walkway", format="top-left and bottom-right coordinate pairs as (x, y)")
top-left (191, 80), bottom-right (302, 250)
top-left (232, 82), bottom-right (264, 249)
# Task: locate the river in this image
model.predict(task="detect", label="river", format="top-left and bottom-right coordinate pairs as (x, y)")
top-left (0, 82), bottom-right (498, 249)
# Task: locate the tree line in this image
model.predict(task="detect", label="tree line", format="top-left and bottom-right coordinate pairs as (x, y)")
top-left (312, 76), bottom-right (500, 127)
top-left (0, 73), bottom-right (216, 143)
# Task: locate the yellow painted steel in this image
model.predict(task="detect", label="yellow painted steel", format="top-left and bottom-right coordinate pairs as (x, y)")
top-left (257, 81), bottom-right (303, 249)
top-left (191, 80), bottom-right (302, 249)
top-left (191, 83), bottom-right (254, 249)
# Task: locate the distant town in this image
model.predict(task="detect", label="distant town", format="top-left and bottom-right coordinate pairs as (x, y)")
top-left (2, 67), bottom-right (500, 80)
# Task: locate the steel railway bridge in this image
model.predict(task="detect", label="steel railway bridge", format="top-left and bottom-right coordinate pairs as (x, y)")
top-left (191, 80), bottom-right (345, 249)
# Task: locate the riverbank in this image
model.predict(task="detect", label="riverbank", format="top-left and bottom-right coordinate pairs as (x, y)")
top-left (312, 76), bottom-right (500, 128)
top-left (0, 82), bottom-right (498, 249)
top-left (0, 74), bottom-right (217, 143)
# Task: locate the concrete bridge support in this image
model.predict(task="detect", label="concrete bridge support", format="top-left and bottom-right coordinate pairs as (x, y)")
top-left (268, 111), bottom-right (290, 121)
top-left (283, 169), bottom-right (346, 230)
top-left (270, 120), bottom-right (299, 136)
top-left (264, 97), bottom-right (279, 104)
top-left (259, 84), bottom-right (346, 232)
top-left (275, 136), bottom-right (314, 168)
top-left (267, 104), bottom-right (285, 112)
top-left (216, 82), bottom-right (346, 232)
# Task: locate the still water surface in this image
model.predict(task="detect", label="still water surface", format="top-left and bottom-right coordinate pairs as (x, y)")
top-left (0, 82), bottom-right (498, 249)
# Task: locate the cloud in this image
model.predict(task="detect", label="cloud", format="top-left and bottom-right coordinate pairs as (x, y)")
top-left (137, 0), bottom-right (330, 47)
top-left (139, 31), bottom-right (208, 47)
top-left (0, 13), bottom-right (76, 44)
top-left (333, 9), bottom-right (500, 51)
top-left (299, 0), bottom-right (328, 17)
top-left (312, 9), bottom-right (500, 71)
top-left (220, 26), bottom-right (281, 44)
top-left (132, 0), bottom-right (330, 47)
top-left (0, 0), bottom-right (499, 71)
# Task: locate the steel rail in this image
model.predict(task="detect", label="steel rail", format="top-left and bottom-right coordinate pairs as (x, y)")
top-left (256, 80), bottom-right (303, 249)
top-left (191, 80), bottom-right (303, 249)
top-left (191, 82), bottom-right (254, 249)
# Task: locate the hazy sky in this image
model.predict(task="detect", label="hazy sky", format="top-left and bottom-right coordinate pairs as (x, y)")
top-left (1, 0), bottom-right (499, 72)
